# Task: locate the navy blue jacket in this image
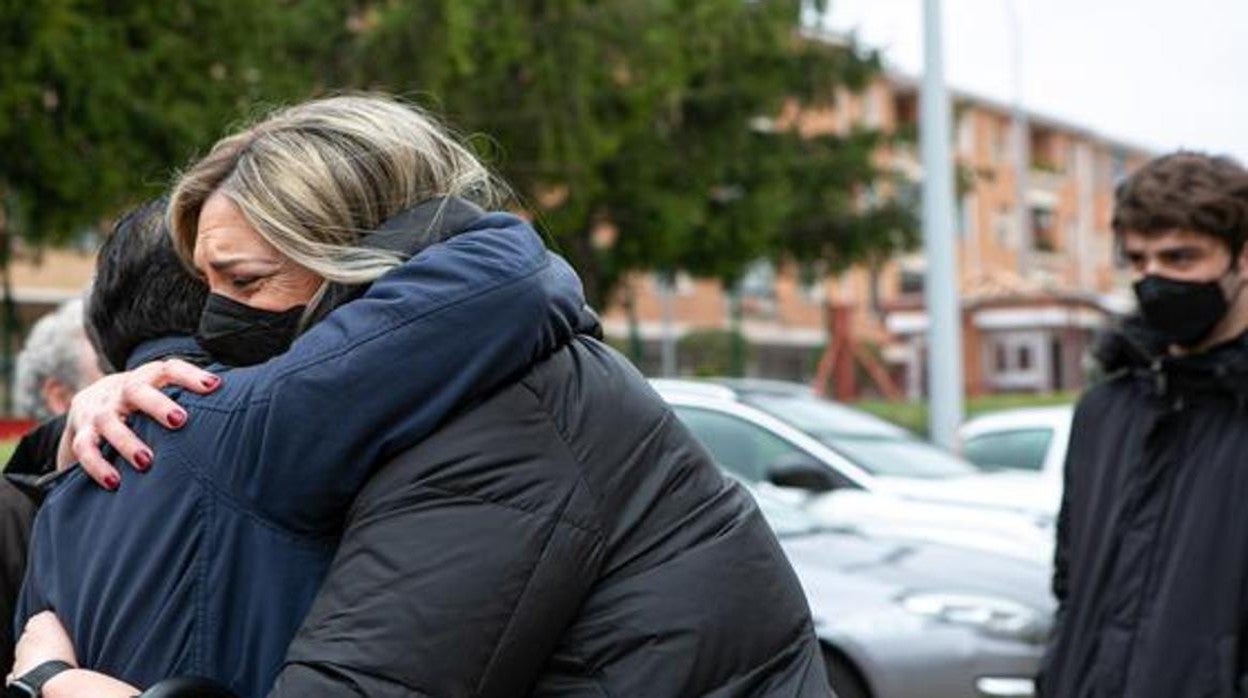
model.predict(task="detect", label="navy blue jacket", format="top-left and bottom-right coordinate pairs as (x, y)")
top-left (18, 214), bottom-right (588, 697)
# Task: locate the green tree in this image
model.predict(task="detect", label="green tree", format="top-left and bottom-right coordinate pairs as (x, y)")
top-left (0, 0), bottom-right (345, 404)
top-left (0, 1), bottom-right (343, 243)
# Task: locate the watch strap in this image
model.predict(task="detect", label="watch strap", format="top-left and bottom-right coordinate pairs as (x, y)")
top-left (8, 660), bottom-right (74, 697)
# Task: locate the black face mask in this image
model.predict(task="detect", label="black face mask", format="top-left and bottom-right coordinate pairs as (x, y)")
top-left (1134, 272), bottom-right (1234, 348)
top-left (196, 197), bottom-right (486, 367)
top-left (195, 293), bottom-right (306, 367)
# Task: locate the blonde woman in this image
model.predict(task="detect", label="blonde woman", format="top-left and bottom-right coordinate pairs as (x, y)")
top-left (13, 96), bottom-right (828, 698)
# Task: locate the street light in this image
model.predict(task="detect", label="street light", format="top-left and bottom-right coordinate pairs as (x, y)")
top-left (920, 0), bottom-right (964, 448)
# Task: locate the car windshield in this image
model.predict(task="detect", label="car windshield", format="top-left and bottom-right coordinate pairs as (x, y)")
top-left (746, 394), bottom-right (977, 479)
top-left (746, 394), bottom-right (910, 438)
top-left (962, 428), bottom-right (1054, 472)
top-left (822, 435), bottom-right (977, 478)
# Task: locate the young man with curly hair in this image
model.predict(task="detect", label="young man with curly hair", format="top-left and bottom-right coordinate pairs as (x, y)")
top-left (1039, 152), bottom-right (1248, 697)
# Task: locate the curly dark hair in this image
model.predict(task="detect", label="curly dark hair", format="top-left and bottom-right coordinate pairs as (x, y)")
top-left (1112, 151), bottom-right (1248, 254)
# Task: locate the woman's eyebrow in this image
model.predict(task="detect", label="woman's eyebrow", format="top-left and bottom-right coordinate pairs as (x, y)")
top-left (207, 256), bottom-right (281, 272)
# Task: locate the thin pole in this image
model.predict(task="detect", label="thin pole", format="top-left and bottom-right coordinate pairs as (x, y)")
top-left (920, 0), bottom-right (965, 448)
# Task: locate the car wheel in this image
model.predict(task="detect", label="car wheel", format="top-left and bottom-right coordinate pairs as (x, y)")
top-left (823, 647), bottom-right (871, 698)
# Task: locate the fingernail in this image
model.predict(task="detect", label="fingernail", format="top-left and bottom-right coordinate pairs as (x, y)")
top-left (168, 409), bottom-right (187, 428)
top-left (202, 376), bottom-right (221, 390)
top-left (104, 473), bottom-right (120, 490)
top-left (135, 450), bottom-right (152, 470)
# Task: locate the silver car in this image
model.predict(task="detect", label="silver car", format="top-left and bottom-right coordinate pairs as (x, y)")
top-left (752, 485), bottom-right (1052, 698)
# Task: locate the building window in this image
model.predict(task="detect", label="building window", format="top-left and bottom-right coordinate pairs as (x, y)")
top-left (739, 259), bottom-right (777, 301)
top-left (896, 180), bottom-right (921, 213)
top-left (984, 331), bottom-right (1047, 392)
top-left (899, 269), bottom-right (925, 297)
top-left (1018, 345), bottom-right (1032, 370)
top-left (1111, 149), bottom-right (1128, 184)
top-left (994, 206), bottom-right (1014, 246)
top-left (957, 112), bottom-right (976, 158)
top-left (863, 87), bottom-right (883, 128)
top-left (802, 276), bottom-right (826, 305)
top-left (991, 117), bottom-right (1008, 163)
top-left (893, 91), bottom-right (918, 131)
top-left (674, 272), bottom-right (695, 296)
top-left (738, 259), bottom-right (778, 318)
top-left (1031, 206), bottom-right (1058, 252)
top-left (1096, 150), bottom-right (1112, 185)
top-left (1030, 128), bottom-right (1062, 173)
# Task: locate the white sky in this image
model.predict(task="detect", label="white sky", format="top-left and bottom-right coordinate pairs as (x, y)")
top-left (820, 0), bottom-right (1248, 162)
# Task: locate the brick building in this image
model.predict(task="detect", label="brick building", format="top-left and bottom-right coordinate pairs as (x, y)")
top-left (601, 72), bottom-right (1152, 397)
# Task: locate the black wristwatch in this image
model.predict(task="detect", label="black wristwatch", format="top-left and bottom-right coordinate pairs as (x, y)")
top-left (5, 660), bottom-right (74, 698)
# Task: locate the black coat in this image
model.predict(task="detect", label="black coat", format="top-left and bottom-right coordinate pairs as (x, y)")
top-left (268, 337), bottom-right (830, 698)
top-left (1, 416), bottom-right (63, 673)
top-left (1040, 322), bottom-right (1248, 698)
top-left (0, 478), bottom-right (35, 674)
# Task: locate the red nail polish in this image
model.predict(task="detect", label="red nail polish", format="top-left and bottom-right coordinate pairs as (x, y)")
top-left (104, 473), bottom-right (120, 490)
top-left (135, 450), bottom-right (152, 470)
top-left (202, 376), bottom-right (221, 390)
top-left (168, 410), bottom-right (186, 428)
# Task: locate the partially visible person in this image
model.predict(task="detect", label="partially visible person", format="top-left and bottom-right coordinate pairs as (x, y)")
top-left (2, 199), bottom-right (209, 680)
top-left (1039, 152), bottom-right (1248, 697)
top-left (3, 299), bottom-right (99, 673)
top-left (4, 299), bottom-right (102, 481)
top-left (12, 299), bottom-right (100, 423)
top-left (0, 478), bottom-right (34, 676)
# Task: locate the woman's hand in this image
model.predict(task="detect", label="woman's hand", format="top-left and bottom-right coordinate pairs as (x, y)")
top-left (57, 359), bottom-right (222, 489)
top-left (9, 611), bottom-right (76, 680)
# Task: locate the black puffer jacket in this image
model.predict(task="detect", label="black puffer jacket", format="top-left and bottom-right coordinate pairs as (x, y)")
top-left (1040, 320), bottom-right (1248, 698)
top-left (2, 416), bottom-right (63, 673)
top-left (1, 479), bottom-right (35, 673)
top-left (269, 337), bottom-right (830, 698)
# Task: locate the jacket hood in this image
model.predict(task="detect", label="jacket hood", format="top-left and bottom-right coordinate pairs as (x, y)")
top-left (1094, 314), bottom-right (1248, 399)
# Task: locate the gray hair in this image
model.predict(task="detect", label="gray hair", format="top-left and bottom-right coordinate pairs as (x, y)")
top-left (169, 94), bottom-right (507, 286)
top-left (13, 299), bottom-right (89, 420)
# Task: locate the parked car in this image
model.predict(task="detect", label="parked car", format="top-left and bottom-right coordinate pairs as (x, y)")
top-left (957, 406), bottom-right (1073, 519)
top-left (751, 482), bottom-right (1052, 698)
top-left (652, 378), bottom-right (1056, 562)
top-left (958, 406), bottom-right (1074, 485)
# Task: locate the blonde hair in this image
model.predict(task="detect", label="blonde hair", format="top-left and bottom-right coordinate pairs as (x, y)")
top-left (168, 94), bottom-right (505, 285)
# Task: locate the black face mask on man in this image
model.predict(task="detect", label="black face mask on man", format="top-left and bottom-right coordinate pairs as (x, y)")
top-left (195, 293), bottom-right (306, 367)
top-left (1133, 264), bottom-right (1242, 348)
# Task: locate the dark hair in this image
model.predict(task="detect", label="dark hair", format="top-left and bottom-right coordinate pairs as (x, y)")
top-left (1112, 151), bottom-right (1248, 254)
top-left (87, 198), bottom-right (209, 371)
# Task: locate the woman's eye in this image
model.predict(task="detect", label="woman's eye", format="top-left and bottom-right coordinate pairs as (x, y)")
top-left (231, 276), bottom-right (259, 289)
